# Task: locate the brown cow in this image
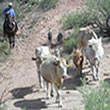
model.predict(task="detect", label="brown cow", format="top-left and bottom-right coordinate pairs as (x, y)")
top-left (73, 49), bottom-right (84, 77)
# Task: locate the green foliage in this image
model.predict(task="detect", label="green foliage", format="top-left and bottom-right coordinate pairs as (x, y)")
top-left (39, 0), bottom-right (59, 11)
top-left (0, 41), bottom-right (10, 63)
top-left (61, 10), bottom-right (97, 30)
top-left (13, 1), bottom-right (25, 22)
top-left (27, 0), bottom-right (39, 11)
top-left (79, 81), bottom-right (110, 110)
top-left (61, 0), bottom-right (110, 37)
top-left (84, 0), bottom-right (110, 36)
top-left (0, 104), bottom-right (8, 110)
top-left (84, 0), bottom-right (110, 33)
top-left (64, 27), bottom-right (79, 53)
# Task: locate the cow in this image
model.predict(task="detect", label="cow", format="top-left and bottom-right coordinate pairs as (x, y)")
top-left (77, 26), bottom-right (98, 56)
top-left (85, 37), bottom-right (104, 80)
top-left (32, 46), bottom-right (51, 89)
top-left (73, 49), bottom-right (84, 77)
top-left (40, 56), bottom-right (69, 107)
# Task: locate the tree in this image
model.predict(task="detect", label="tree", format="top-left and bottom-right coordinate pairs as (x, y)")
top-left (84, 0), bottom-right (110, 37)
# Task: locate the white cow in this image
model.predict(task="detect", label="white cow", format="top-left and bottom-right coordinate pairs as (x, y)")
top-left (85, 37), bottom-right (104, 80)
top-left (40, 56), bottom-right (69, 107)
top-left (32, 46), bottom-right (51, 89)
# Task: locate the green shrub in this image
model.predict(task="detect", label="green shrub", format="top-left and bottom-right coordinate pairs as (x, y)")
top-left (64, 27), bottom-right (79, 53)
top-left (13, 1), bottom-right (25, 22)
top-left (61, 0), bottom-right (110, 36)
top-left (61, 10), bottom-right (97, 30)
top-left (0, 41), bottom-right (10, 63)
top-left (0, 104), bottom-right (8, 110)
top-left (26, 0), bottom-right (39, 11)
top-left (39, 0), bottom-right (59, 11)
top-left (84, 0), bottom-right (110, 37)
top-left (79, 81), bottom-right (110, 110)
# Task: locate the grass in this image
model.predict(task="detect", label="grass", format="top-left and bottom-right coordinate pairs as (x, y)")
top-left (39, 0), bottom-right (59, 11)
top-left (0, 41), bottom-right (10, 63)
top-left (78, 80), bottom-right (110, 110)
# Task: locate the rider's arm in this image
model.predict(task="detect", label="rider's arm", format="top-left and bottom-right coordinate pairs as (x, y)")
top-left (12, 9), bottom-right (16, 21)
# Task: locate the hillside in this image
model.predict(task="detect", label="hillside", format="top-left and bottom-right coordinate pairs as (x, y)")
top-left (0, 0), bottom-right (110, 110)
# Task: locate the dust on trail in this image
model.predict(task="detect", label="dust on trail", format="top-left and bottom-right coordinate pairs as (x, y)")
top-left (0, 0), bottom-right (110, 110)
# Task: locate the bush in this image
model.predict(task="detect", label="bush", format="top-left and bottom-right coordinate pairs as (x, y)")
top-left (0, 41), bottom-right (10, 63)
top-left (84, 0), bottom-right (110, 37)
top-left (61, 10), bottom-right (97, 30)
top-left (61, 0), bottom-right (110, 37)
top-left (39, 0), bottom-right (59, 11)
top-left (64, 27), bottom-right (79, 53)
top-left (79, 81), bottom-right (110, 110)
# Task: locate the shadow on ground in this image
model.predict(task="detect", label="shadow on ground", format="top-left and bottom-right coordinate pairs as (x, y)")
top-left (10, 85), bottom-right (37, 99)
top-left (62, 67), bottom-right (82, 90)
top-left (14, 98), bottom-right (47, 110)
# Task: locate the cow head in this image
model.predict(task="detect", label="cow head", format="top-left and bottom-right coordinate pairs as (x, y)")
top-left (53, 57), bottom-right (69, 79)
top-left (87, 37), bottom-right (104, 64)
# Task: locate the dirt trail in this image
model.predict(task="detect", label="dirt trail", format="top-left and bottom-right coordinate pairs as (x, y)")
top-left (0, 0), bottom-right (110, 110)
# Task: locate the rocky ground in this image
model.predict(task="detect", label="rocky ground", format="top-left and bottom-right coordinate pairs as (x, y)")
top-left (0, 0), bottom-right (110, 110)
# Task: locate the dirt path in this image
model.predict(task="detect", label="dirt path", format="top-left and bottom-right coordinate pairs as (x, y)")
top-left (0, 0), bottom-right (110, 110)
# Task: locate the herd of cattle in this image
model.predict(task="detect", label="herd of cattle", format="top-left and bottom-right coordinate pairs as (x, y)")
top-left (32, 26), bottom-right (104, 107)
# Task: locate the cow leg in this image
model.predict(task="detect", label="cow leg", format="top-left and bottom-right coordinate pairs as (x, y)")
top-left (45, 82), bottom-right (49, 99)
top-left (96, 62), bottom-right (100, 80)
top-left (38, 70), bottom-right (42, 88)
top-left (54, 84), bottom-right (62, 107)
top-left (40, 76), bottom-right (47, 91)
top-left (91, 65), bottom-right (97, 81)
top-left (50, 84), bottom-right (54, 97)
top-left (96, 67), bottom-right (99, 80)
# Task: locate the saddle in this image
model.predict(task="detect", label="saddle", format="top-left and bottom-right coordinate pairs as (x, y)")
top-left (4, 18), bottom-right (16, 32)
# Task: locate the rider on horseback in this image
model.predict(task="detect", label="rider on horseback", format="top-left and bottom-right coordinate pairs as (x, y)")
top-left (3, 2), bottom-right (18, 35)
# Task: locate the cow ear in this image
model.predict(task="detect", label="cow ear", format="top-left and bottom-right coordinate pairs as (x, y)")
top-left (53, 60), bottom-right (60, 66)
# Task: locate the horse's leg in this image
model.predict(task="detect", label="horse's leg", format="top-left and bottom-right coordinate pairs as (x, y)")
top-left (3, 25), bottom-right (7, 41)
top-left (12, 34), bottom-right (15, 48)
top-left (9, 34), bottom-right (15, 48)
top-left (8, 35), bottom-right (12, 48)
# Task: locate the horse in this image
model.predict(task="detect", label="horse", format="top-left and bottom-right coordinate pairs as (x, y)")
top-left (3, 14), bottom-right (16, 48)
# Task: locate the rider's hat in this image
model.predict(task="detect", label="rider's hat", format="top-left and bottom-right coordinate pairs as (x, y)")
top-left (8, 2), bottom-right (13, 7)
